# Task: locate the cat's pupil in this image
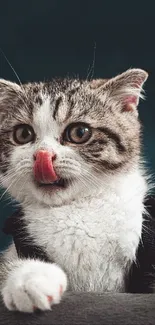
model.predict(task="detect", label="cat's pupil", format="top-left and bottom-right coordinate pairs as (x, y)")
top-left (22, 128), bottom-right (30, 139)
top-left (76, 127), bottom-right (86, 138)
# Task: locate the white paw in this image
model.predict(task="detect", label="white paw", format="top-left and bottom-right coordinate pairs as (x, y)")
top-left (2, 260), bottom-right (67, 313)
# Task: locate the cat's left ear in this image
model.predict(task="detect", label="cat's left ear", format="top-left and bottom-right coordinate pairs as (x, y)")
top-left (90, 69), bottom-right (148, 112)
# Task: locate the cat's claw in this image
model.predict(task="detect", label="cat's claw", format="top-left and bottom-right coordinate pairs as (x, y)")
top-left (2, 260), bottom-right (67, 313)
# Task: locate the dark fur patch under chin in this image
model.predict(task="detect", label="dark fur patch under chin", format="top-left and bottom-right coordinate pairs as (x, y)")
top-left (126, 197), bottom-right (155, 293)
top-left (3, 207), bottom-right (50, 262)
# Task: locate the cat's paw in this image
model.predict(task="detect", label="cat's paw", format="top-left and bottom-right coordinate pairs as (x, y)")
top-left (2, 260), bottom-right (67, 313)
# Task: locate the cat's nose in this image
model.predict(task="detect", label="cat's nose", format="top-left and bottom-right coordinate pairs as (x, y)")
top-left (33, 150), bottom-right (58, 183)
top-left (33, 150), bottom-right (56, 162)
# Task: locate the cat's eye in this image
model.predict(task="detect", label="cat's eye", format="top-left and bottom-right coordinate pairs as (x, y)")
top-left (64, 123), bottom-right (92, 144)
top-left (13, 124), bottom-right (35, 145)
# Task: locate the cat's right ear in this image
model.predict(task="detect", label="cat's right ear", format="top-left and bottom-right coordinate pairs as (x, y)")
top-left (0, 79), bottom-right (22, 121)
top-left (0, 79), bottom-right (21, 96)
top-left (0, 79), bottom-right (22, 107)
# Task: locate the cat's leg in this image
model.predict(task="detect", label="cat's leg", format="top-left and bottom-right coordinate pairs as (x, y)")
top-left (0, 244), bottom-right (67, 313)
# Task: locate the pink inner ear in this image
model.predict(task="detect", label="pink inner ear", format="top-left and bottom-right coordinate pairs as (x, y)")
top-left (125, 95), bottom-right (137, 105)
top-left (123, 95), bottom-right (137, 112)
top-left (134, 77), bottom-right (144, 88)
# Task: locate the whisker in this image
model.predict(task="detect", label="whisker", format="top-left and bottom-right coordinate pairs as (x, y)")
top-left (0, 48), bottom-right (33, 107)
top-left (0, 165), bottom-right (31, 199)
top-left (0, 165), bottom-right (31, 185)
top-left (0, 48), bottom-right (22, 87)
top-left (86, 42), bottom-right (96, 80)
top-left (0, 171), bottom-right (26, 200)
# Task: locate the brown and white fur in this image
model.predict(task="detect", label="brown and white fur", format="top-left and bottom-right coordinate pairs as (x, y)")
top-left (0, 69), bottom-right (149, 312)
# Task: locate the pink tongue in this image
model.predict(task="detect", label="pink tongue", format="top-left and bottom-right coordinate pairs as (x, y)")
top-left (33, 151), bottom-right (58, 183)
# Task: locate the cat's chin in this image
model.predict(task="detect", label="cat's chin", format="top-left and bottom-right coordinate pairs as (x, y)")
top-left (30, 178), bottom-right (76, 206)
top-left (34, 178), bottom-right (69, 192)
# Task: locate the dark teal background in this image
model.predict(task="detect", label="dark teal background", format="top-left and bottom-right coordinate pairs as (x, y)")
top-left (0, 0), bottom-right (155, 250)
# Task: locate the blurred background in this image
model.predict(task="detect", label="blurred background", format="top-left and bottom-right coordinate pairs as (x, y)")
top-left (0, 0), bottom-right (155, 250)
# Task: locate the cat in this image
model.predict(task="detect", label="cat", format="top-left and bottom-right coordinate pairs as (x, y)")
top-left (0, 68), bottom-right (149, 313)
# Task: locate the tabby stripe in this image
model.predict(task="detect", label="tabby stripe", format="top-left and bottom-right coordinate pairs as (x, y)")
top-left (88, 139), bottom-right (108, 146)
top-left (91, 153), bottom-right (101, 158)
top-left (65, 99), bottom-right (74, 120)
top-left (53, 96), bottom-right (62, 120)
top-left (97, 127), bottom-right (126, 153)
top-left (65, 87), bottom-right (80, 120)
top-left (81, 153), bottom-right (123, 170)
top-left (87, 147), bottom-right (105, 153)
top-left (1, 166), bottom-right (8, 174)
top-left (101, 160), bottom-right (124, 170)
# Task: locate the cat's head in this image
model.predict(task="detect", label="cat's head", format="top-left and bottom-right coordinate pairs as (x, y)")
top-left (0, 69), bottom-right (148, 206)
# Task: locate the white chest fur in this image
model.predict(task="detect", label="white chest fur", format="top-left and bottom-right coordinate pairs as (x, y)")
top-left (24, 171), bottom-right (147, 292)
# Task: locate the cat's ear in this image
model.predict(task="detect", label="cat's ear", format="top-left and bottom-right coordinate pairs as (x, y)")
top-left (0, 79), bottom-right (21, 95)
top-left (0, 79), bottom-right (22, 107)
top-left (0, 79), bottom-right (22, 121)
top-left (90, 69), bottom-right (148, 112)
